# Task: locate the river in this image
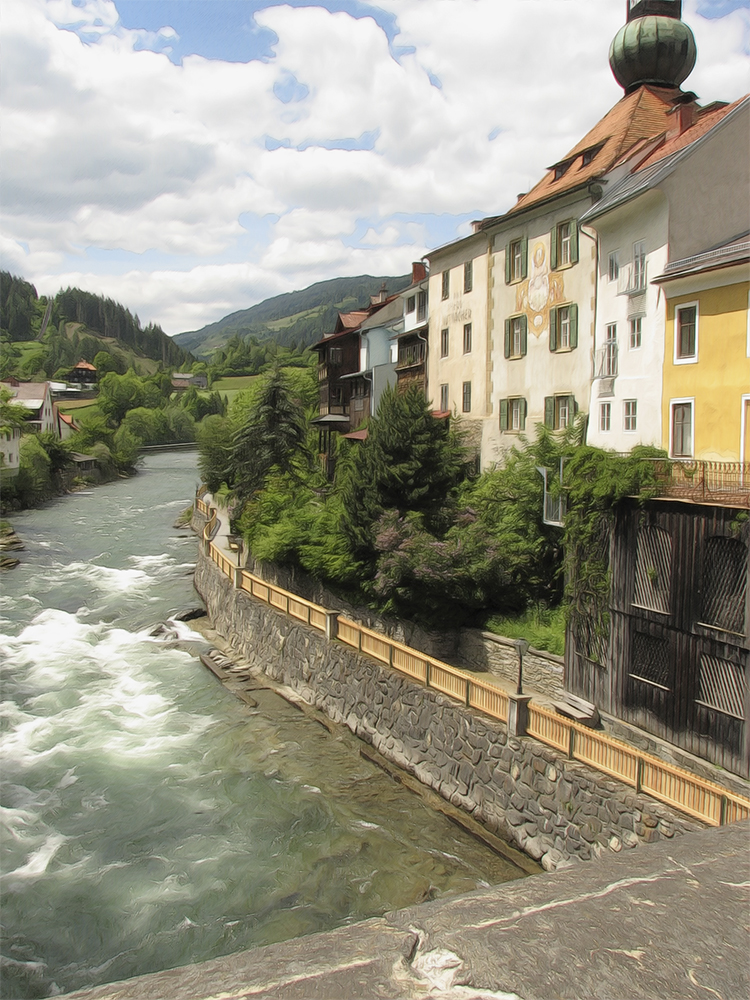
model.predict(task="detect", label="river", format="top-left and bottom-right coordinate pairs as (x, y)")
top-left (0, 451), bottom-right (525, 999)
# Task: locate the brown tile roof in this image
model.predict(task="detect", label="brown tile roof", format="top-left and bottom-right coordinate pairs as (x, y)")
top-left (632, 94), bottom-right (746, 171)
top-left (72, 359), bottom-right (97, 371)
top-left (495, 85), bottom-right (681, 220)
top-left (338, 310), bottom-right (369, 330)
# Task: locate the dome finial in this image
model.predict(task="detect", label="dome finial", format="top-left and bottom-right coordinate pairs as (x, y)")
top-left (610, 1), bottom-right (696, 93)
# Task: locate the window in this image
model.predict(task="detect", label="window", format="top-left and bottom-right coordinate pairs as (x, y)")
top-left (603, 323), bottom-right (617, 376)
top-left (630, 316), bottom-right (642, 350)
top-left (499, 397), bottom-right (527, 431)
top-left (439, 383), bottom-right (449, 412)
top-left (504, 314), bottom-right (527, 358)
top-left (600, 402), bottom-right (611, 431)
top-left (441, 269), bottom-right (450, 300)
top-left (462, 381), bottom-right (472, 413)
top-left (505, 237), bottom-right (527, 283)
top-left (633, 241), bottom-right (646, 291)
top-left (549, 303), bottom-right (578, 351)
top-left (417, 290), bottom-right (427, 322)
top-left (670, 400), bottom-right (693, 458)
top-left (406, 295), bottom-right (415, 314)
top-left (551, 220), bottom-right (578, 268)
top-left (624, 400), bottom-right (637, 431)
top-left (329, 347), bottom-right (342, 365)
top-left (608, 251), bottom-right (619, 282)
top-left (463, 323), bottom-right (472, 354)
top-left (544, 395), bottom-right (578, 430)
top-left (675, 303), bottom-right (698, 362)
top-left (464, 260), bottom-right (473, 293)
top-left (440, 327), bottom-right (449, 358)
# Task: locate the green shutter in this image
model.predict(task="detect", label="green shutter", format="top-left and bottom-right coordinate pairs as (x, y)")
top-left (520, 236), bottom-right (528, 279)
top-left (570, 222), bottom-right (579, 264)
top-left (505, 243), bottom-right (512, 284)
top-left (520, 397), bottom-right (527, 430)
top-left (550, 225), bottom-right (558, 270)
top-left (544, 396), bottom-right (555, 428)
top-left (504, 318), bottom-right (511, 359)
top-left (520, 314), bottom-right (528, 356)
top-left (549, 308), bottom-right (557, 351)
top-left (569, 303), bottom-right (578, 349)
top-left (572, 396), bottom-right (579, 416)
top-left (499, 398), bottom-right (509, 431)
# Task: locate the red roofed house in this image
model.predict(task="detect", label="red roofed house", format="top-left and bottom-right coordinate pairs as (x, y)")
top-left (68, 360), bottom-right (97, 386)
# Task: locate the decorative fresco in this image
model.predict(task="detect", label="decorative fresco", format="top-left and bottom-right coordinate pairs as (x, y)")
top-left (515, 239), bottom-right (566, 337)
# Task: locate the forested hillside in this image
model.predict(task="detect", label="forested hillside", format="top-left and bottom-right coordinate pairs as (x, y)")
top-left (174, 274), bottom-right (411, 357)
top-left (0, 273), bottom-right (193, 380)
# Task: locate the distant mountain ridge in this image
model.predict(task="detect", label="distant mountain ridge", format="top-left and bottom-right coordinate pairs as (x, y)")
top-left (173, 274), bottom-right (411, 357)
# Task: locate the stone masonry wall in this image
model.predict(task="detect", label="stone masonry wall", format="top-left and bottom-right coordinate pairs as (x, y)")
top-left (195, 546), bottom-right (702, 871)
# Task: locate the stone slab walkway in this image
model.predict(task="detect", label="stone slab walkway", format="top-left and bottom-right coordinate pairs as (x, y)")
top-left (62, 821), bottom-right (749, 1000)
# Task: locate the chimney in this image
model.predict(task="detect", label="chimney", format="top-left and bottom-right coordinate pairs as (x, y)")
top-left (411, 261), bottom-right (427, 283)
top-left (668, 92), bottom-right (698, 135)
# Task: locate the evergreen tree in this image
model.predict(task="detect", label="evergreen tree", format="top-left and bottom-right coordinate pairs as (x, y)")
top-left (230, 365), bottom-right (309, 509)
top-left (338, 385), bottom-right (465, 563)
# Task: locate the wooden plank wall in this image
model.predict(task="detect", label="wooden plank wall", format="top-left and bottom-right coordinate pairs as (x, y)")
top-left (566, 499), bottom-right (750, 779)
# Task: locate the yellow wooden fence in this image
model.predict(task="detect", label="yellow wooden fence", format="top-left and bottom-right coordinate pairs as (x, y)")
top-left (203, 535), bottom-right (750, 829)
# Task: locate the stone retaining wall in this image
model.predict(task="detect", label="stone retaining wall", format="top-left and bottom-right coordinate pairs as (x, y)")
top-left (195, 547), bottom-right (702, 871)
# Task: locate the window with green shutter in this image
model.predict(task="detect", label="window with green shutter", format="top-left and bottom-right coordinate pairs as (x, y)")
top-left (504, 319), bottom-right (511, 358)
top-left (549, 304), bottom-right (577, 351)
top-left (551, 220), bottom-right (578, 269)
top-left (499, 398), bottom-right (509, 430)
top-left (505, 237), bottom-right (528, 283)
top-left (505, 315), bottom-right (527, 358)
top-left (549, 309), bottom-right (557, 351)
top-left (544, 396), bottom-right (555, 427)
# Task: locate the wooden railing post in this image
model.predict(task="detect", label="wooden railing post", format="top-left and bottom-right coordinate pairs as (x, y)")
top-left (465, 678), bottom-right (471, 707)
top-left (568, 724), bottom-right (576, 760)
top-left (720, 795), bottom-right (728, 826)
top-left (635, 757), bottom-right (644, 793)
top-left (324, 611), bottom-right (339, 642)
top-left (507, 694), bottom-right (532, 737)
top-left (425, 660), bottom-right (431, 689)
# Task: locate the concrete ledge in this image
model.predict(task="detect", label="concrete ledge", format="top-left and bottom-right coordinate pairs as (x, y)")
top-left (61, 822), bottom-right (750, 1000)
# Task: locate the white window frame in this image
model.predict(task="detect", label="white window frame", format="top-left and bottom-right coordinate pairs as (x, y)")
top-left (463, 322), bottom-right (472, 354)
top-left (441, 270), bottom-right (450, 300)
top-left (511, 398), bottom-right (523, 431)
top-left (633, 240), bottom-right (646, 292)
top-left (608, 250), bottom-right (619, 283)
top-left (405, 295), bottom-right (415, 314)
top-left (558, 306), bottom-right (571, 348)
top-left (512, 316), bottom-right (523, 357)
top-left (511, 239), bottom-right (523, 281)
top-left (624, 399), bottom-right (638, 432)
top-left (629, 315), bottom-right (642, 350)
top-left (669, 397), bottom-right (694, 459)
top-left (557, 396), bottom-right (570, 429)
top-left (600, 402), bottom-right (611, 432)
top-left (439, 383), bottom-right (449, 412)
top-left (674, 301), bottom-right (699, 365)
top-left (462, 381), bottom-right (471, 413)
top-left (440, 327), bottom-right (449, 358)
top-left (604, 323), bottom-right (617, 376)
top-left (559, 223), bottom-right (572, 266)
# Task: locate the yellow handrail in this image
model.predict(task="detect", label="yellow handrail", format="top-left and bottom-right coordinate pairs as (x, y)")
top-left (202, 537), bottom-right (750, 828)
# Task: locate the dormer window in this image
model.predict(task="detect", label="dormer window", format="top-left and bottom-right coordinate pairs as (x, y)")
top-left (582, 149), bottom-right (595, 166)
top-left (554, 163), bottom-right (568, 181)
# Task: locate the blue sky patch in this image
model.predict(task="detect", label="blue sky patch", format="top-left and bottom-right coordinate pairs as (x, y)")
top-left (273, 70), bottom-right (310, 104)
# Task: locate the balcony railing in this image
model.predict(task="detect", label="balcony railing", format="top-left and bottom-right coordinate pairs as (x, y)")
top-left (649, 460), bottom-right (750, 508)
top-left (617, 260), bottom-right (647, 296)
top-left (593, 343), bottom-right (618, 379)
top-left (396, 344), bottom-right (426, 370)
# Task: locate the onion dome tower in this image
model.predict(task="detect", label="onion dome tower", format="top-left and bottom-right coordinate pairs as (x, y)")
top-left (609, 1), bottom-right (696, 93)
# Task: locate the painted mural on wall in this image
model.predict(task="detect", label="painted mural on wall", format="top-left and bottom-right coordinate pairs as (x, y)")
top-left (515, 239), bottom-right (566, 337)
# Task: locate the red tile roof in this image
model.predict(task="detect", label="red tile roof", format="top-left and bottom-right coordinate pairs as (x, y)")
top-left (72, 360), bottom-right (97, 371)
top-left (494, 85), bottom-right (681, 221)
top-left (632, 94), bottom-right (746, 171)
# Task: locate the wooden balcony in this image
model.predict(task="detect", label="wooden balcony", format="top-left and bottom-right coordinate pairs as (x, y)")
top-left (649, 460), bottom-right (750, 508)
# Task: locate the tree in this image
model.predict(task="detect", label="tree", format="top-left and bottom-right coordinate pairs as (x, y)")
top-left (230, 365), bottom-right (310, 509)
top-left (338, 385), bottom-right (465, 564)
top-left (196, 414), bottom-right (232, 492)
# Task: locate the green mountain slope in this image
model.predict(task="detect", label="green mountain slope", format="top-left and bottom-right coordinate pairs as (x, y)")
top-left (0, 273), bottom-right (194, 380)
top-left (173, 274), bottom-right (411, 357)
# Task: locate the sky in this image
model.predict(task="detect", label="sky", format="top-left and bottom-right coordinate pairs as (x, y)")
top-left (1, 1), bottom-right (748, 337)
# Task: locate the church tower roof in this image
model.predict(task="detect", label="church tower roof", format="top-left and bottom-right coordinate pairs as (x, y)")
top-left (609, 1), bottom-right (696, 93)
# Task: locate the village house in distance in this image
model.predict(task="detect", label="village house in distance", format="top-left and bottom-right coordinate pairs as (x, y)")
top-left (310, 0), bottom-right (750, 780)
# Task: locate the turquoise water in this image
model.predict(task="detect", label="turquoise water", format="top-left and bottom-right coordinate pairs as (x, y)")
top-left (0, 452), bottom-right (525, 999)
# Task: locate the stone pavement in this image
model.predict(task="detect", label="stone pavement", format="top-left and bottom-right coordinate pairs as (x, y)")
top-left (63, 821), bottom-right (749, 1000)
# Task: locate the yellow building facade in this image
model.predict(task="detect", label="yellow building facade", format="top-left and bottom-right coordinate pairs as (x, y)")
top-left (658, 245), bottom-right (750, 462)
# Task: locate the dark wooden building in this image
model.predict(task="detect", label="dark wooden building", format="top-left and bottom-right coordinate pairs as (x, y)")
top-left (566, 496), bottom-right (750, 778)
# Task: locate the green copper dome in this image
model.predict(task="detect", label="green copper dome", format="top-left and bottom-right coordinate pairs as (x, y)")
top-left (609, 15), bottom-right (696, 92)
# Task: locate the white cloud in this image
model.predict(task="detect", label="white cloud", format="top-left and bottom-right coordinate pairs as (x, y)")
top-left (1, 0), bottom-right (747, 334)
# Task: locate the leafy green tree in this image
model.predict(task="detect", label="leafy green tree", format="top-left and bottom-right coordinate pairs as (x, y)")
top-left (196, 414), bottom-right (232, 493)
